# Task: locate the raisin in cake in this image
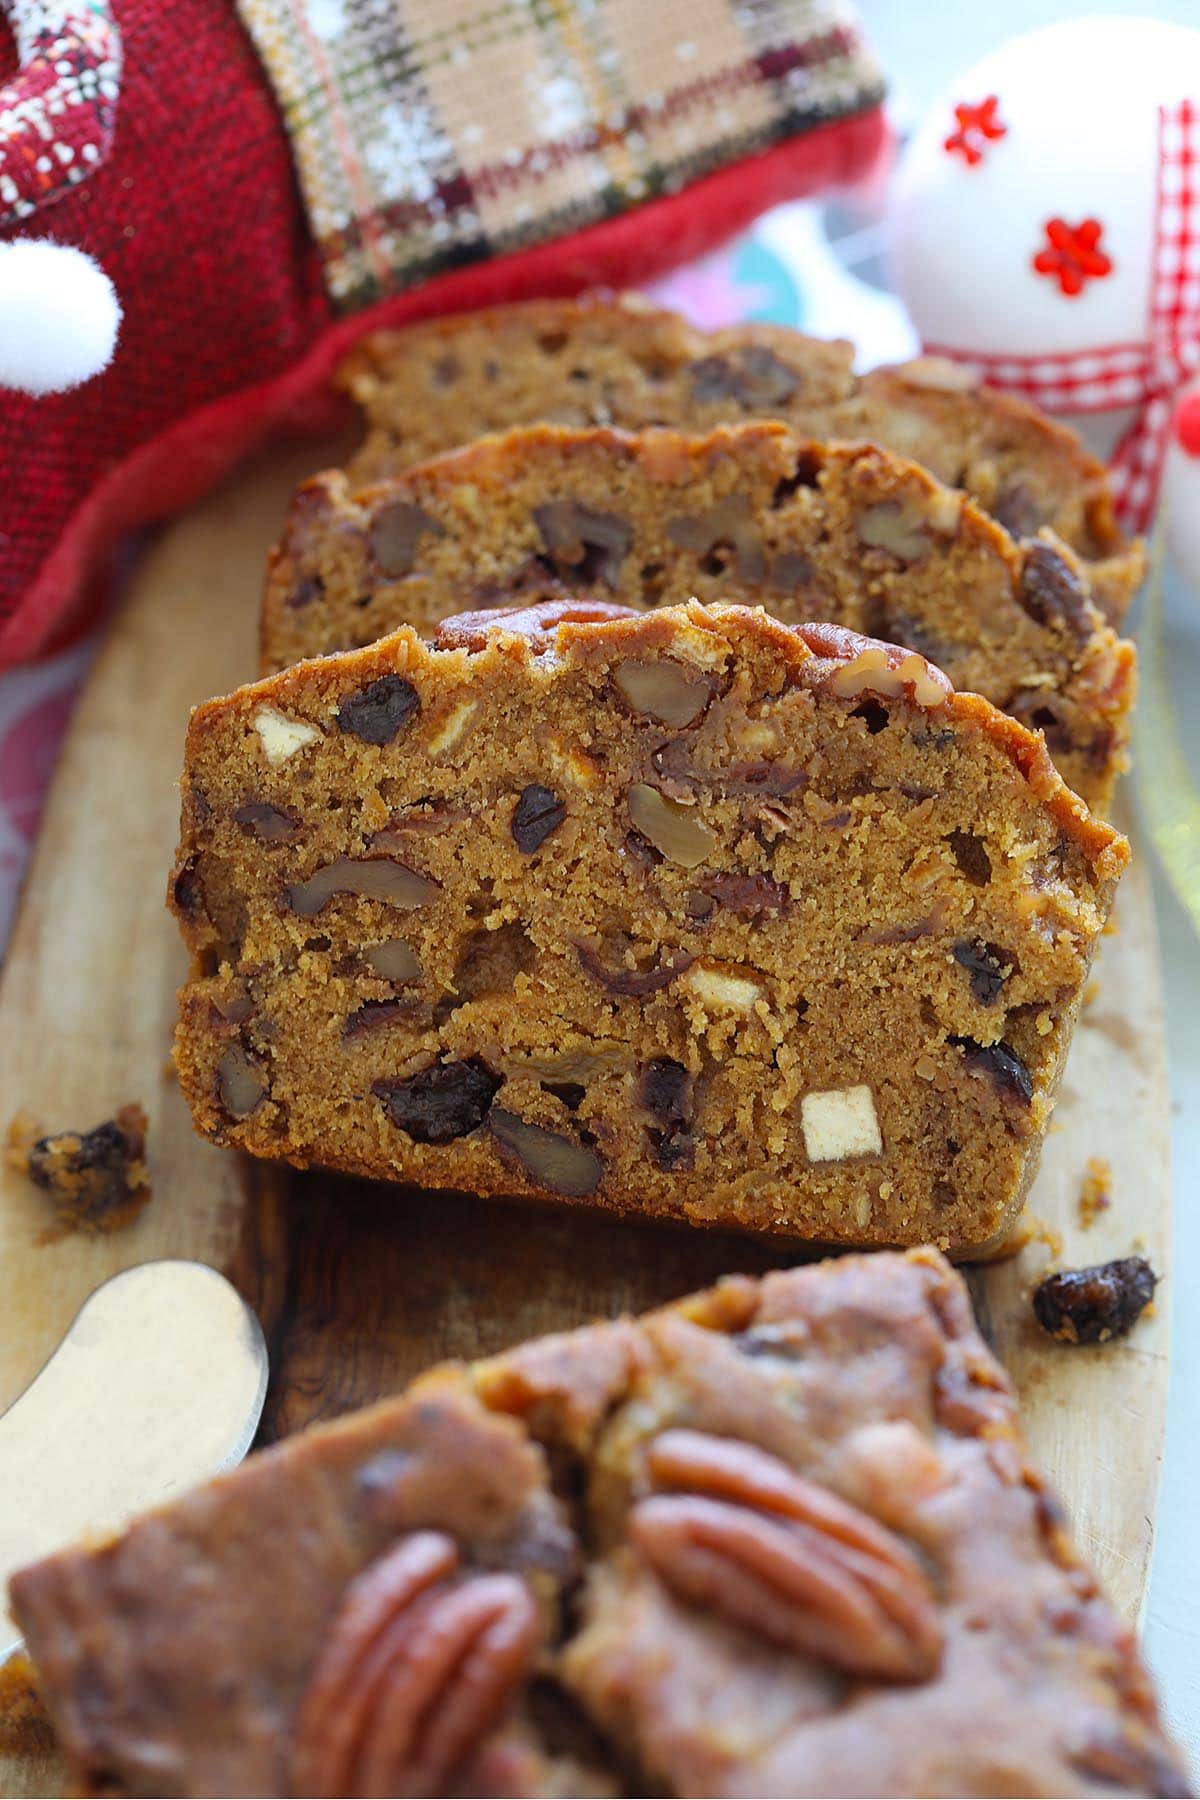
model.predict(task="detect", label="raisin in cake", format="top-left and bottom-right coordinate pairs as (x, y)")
top-left (261, 423), bottom-right (1135, 814)
top-left (11, 1251), bottom-right (1188, 1798)
top-left (171, 600), bottom-right (1127, 1255)
top-left (335, 296), bottom-right (1141, 619)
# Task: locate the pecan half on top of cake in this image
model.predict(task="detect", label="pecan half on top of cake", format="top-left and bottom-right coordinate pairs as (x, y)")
top-left (172, 600), bottom-right (1126, 1255)
top-left (260, 423), bottom-right (1135, 815)
top-left (10, 1251), bottom-right (1188, 1798)
top-left (332, 295), bottom-right (1140, 620)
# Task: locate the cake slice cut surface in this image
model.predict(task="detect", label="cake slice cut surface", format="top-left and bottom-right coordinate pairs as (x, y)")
top-left (333, 296), bottom-right (1142, 618)
top-left (260, 424), bottom-right (1135, 815)
top-left (172, 601), bottom-right (1127, 1254)
top-left (10, 1251), bottom-right (1189, 1798)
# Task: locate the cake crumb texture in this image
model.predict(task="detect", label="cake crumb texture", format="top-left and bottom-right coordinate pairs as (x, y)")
top-left (172, 601), bottom-right (1127, 1255)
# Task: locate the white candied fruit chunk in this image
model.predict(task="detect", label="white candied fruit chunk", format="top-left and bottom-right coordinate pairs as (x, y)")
top-left (926, 486), bottom-right (962, 537)
top-left (253, 705), bottom-right (319, 767)
top-left (734, 718), bottom-right (780, 753)
top-left (683, 965), bottom-right (761, 1010)
top-left (668, 619), bottom-right (732, 668)
top-left (426, 700), bottom-right (476, 755)
top-left (545, 733), bottom-right (602, 788)
top-left (800, 1084), bottom-right (882, 1162)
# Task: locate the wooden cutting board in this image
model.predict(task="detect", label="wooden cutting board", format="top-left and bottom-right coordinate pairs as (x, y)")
top-left (0, 437), bottom-right (1173, 1798)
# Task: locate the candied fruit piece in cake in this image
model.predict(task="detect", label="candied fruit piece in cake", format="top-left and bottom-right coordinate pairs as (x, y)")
top-left (171, 600), bottom-right (1128, 1255)
top-left (11, 1251), bottom-right (1189, 1797)
top-left (260, 424), bottom-right (1135, 814)
top-left (333, 297), bottom-right (1141, 619)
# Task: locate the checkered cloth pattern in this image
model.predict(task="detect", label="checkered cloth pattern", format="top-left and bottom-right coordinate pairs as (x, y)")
top-left (234, 0), bottom-right (884, 312)
top-left (927, 100), bottom-right (1200, 535)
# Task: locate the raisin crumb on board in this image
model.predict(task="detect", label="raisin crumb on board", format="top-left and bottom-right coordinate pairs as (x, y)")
top-left (1032, 1256), bottom-right (1157, 1344)
top-left (6, 1104), bottom-right (151, 1236)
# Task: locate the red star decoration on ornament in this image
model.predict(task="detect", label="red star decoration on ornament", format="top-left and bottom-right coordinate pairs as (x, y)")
top-left (1174, 393), bottom-right (1200, 457)
top-left (1032, 218), bottom-right (1113, 297)
top-left (943, 95), bottom-right (1007, 165)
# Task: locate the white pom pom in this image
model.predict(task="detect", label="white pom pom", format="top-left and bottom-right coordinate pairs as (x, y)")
top-left (0, 239), bottom-right (122, 396)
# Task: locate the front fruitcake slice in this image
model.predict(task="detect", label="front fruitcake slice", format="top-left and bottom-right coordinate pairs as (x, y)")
top-left (10, 1250), bottom-right (1190, 1798)
top-left (334, 295), bottom-right (1141, 616)
top-left (261, 423), bottom-right (1135, 815)
top-left (172, 600), bottom-right (1128, 1254)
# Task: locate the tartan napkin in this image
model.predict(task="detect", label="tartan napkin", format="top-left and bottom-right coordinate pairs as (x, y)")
top-left (236, 0), bottom-right (884, 309)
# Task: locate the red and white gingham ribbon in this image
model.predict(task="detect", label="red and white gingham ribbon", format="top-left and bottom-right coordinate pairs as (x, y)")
top-left (925, 100), bottom-right (1200, 534)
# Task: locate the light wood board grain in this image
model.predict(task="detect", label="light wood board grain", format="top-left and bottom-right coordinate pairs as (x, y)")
top-left (0, 437), bottom-right (1172, 1797)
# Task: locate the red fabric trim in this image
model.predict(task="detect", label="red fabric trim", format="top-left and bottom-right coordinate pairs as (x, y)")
top-left (1, 103), bottom-right (887, 667)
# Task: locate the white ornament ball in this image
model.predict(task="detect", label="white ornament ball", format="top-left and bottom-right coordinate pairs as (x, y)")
top-left (889, 17), bottom-right (1200, 368)
top-left (0, 239), bottom-right (122, 396)
top-left (1162, 386), bottom-right (1200, 594)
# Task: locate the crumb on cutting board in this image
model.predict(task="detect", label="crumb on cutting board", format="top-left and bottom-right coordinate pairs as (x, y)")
top-left (969, 1211), bottom-right (1066, 1264)
top-left (1027, 1215), bottom-right (1064, 1260)
top-left (1032, 1256), bottom-right (1158, 1345)
top-left (1078, 1156), bottom-right (1113, 1228)
top-left (1082, 977), bottom-right (1101, 1010)
top-left (6, 1104), bottom-right (151, 1236)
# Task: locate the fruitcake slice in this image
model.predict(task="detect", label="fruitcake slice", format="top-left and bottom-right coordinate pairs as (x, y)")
top-left (10, 1375), bottom-right (582, 1798)
top-left (334, 296), bottom-right (1141, 617)
top-left (172, 600), bottom-right (1128, 1255)
top-left (261, 424), bottom-right (1135, 814)
top-left (11, 1251), bottom-right (1189, 1798)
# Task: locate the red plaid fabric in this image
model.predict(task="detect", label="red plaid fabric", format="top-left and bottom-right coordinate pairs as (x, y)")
top-left (0, 0), bottom-right (885, 667)
top-left (0, 0), bottom-right (328, 664)
top-left (235, 0), bottom-right (883, 313)
top-left (927, 100), bottom-right (1200, 534)
top-left (0, 0), bottom-right (122, 223)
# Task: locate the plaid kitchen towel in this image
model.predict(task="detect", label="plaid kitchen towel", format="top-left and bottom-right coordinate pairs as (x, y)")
top-left (234, 0), bottom-right (884, 310)
top-left (0, 0), bottom-right (883, 665)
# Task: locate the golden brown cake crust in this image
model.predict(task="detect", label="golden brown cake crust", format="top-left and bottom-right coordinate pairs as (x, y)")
top-left (333, 295), bottom-right (1141, 618)
top-left (10, 1251), bottom-right (1189, 1798)
top-left (259, 424), bottom-right (1136, 814)
top-left (171, 600), bottom-right (1126, 1254)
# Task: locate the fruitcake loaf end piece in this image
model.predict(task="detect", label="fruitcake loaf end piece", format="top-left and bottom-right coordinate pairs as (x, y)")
top-left (260, 423), bottom-right (1135, 815)
top-left (333, 295), bottom-right (1142, 617)
top-left (173, 600), bottom-right (1127, 1254)
top-left (11, 1250), bottom-right (1189, 1798)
